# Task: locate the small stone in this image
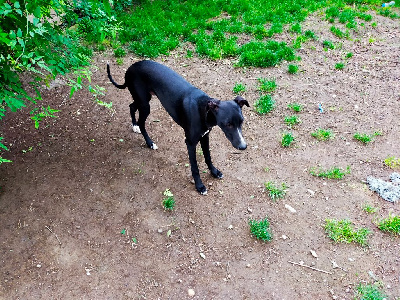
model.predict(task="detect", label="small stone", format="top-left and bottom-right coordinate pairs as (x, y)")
top-left (36, 264), bottom-right (42, 268)
top-left (246, 264), bottom-right (251, 268)
top-left (200, 252), bottom-right (206, 259)
top-left (188, 289), bottom-right (195, 297)
top-left (348, 257), bottom-right (354, 262)
top-left (307, 189), bottom-right (315, 196)
top-left (228, 225), bottom-right (233, 229)
top-left (157, 228), bottom-right (163, 233)
top-left (281, 235), bottom-right (288, 240)
top-left (285, 204), bottom-right (297, 213)
top-left (247, 207), bottom-right (253, 213)
top-left (310, 250), bottom-right (318, 258)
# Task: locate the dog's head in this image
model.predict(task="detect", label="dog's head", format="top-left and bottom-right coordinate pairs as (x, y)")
top-left (207, 96), bottom-right (249, 150)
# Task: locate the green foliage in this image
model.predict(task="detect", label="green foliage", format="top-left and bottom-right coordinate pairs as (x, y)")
top-left (288, 64), bottom-right (299, 74)
top-left (362, 204), bottom-right (377, 214)
top-left (254, 94), bottom-right (275, 115)
top-left (335, 62), bottom-right (345, 69)
top-left (232, 83), bottom-right (246, 95)
top-left (284, 115), bottom-right (301, 128)
top-left (324, 219), bottom-right (371, 247)
top-left (281, 132), bottom-right (295, 147)
top-left (346, 52), bottom-right (353, 58)
top-left (287, 103), bottom-right (303, 112)
top-left (249, 217), bottom-right (272, 242)
top-left (310, 166), bottom-right (351, 179)
top-left (114, 47), bottom-right (126, 58)
top-left (353, 131), bottom-right (382, 144)
top-left (264, 181), bottom-right (287, 200)
top-left (323, 40), bottom-right (335, 50)
top-left (384, 156), bottom-right (400, 168)
top-left (257, 78), bottom-right (276, 93)
top-left (330, 26), bottom-right (349, 39)
top-left (356, 283), bottom-right (388, 300)
top-left (162, 189), bottom-right (175, 211)
top-left (377, 215), bottom-right (400, 235)
top-left (311, 128), bottom-right (334, 141)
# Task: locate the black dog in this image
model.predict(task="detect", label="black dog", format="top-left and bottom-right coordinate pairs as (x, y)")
top-left (107, 60), bottom-right (249, 195)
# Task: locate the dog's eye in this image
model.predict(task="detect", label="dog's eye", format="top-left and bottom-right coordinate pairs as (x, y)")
top-left (226, 122), bottom-right (233, 128)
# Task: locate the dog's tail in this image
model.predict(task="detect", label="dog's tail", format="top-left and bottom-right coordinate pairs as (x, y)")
top-left (107, 63), bottom-right (126, 89)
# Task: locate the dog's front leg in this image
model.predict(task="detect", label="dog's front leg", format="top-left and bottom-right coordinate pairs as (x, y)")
top-left (185, 140), bottom-right (207, 195)
top-left (200, 134), bottom-right (223, 179)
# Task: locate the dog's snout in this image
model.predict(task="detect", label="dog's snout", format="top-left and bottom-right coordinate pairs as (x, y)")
top-left (238, 143), bottom-right (247, 150)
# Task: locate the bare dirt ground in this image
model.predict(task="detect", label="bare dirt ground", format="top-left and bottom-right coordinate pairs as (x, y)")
top-left (1, 12), bottom-right (399, 300)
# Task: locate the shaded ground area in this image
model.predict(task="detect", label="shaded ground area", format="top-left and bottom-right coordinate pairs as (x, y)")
top-left (1, 12), bottom-right (400, 299)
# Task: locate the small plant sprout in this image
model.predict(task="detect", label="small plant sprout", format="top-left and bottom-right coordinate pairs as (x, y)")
top-left (288, 64), bottom-right (299, 74)
top-left (384, 156), bottom-right (400, 168)
top-left (264, 181), bottom-right (287, 200)
top-left (257, 78), bottom-right (277, 93)
top-left (346, 52), bottom-right (353, 59)
top-left (281, 132), bottom-right (295, 147)
top-left (356, 283), bottom-right (388, 300)
top-left (377, 214), bottom-right (400, 235)
top-left (335, 62), bottom-right (345, 70)
top-left (362, 203), bottom-right (377, 214)
top-left (324, 219), bottom-right (371, 247)
top-left (323, 40), bottom-right (335, 50)
top-left (287, 102), bottom-right (303, 112)
top-left (310, 166), bottom-right (351, 179)
top-left (254, 94), bottom-right (275, 114)
top-left (233, 83), bottom-right (246, 95)
top-left (353, 131), bottom-right (382, 144)
top-left (284, 115), bottom-right (301, 128)
top-left (311, 128), bottom-right (334, 141)
top-left (249, 217), bottom-right (272, 242)
top-left (162, 189), bottom-right (175, 211)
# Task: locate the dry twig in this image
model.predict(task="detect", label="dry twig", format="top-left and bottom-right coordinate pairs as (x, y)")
top-left (288, 261), bottom-right (332, 275)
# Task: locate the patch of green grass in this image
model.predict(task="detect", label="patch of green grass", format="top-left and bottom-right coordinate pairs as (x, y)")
top-left (249, 217), bottom-right (272, 242)
top-left (362, 204), bottom-right (377, 214)
top-left (233, 83), bottom-right (246, 95)
top-left (264, 181), bottom-right (287, 200)
top-left (162, 189), bottom-right (175, 211)
top-left (287, 102), bottom-right (303, 112)
top-left (238, 41), bottom-right (296, 68)
top-left (310, 166), bottom-right (350, 179)
top-left (284, 115), bottom-right (301, 128)
top-left (304, 29), bottom-right (317, 39)
top-left (281, 132), bottom-right (295, 147)
top-left (254, 94), bottom-right (275, 115)
top-left (288, 64), bottom-right (299, 74)
top-left (356, 283), bottom-right (388, 300)
top-left (335, 62), bottom-right (345, 70)
top-left (257, 78), bottom-right (277, 93)
top-left (324, 219), bottom-right (371, 247)
top-left (330, 26), bottom-right (349, 39)
top-left (114, 47), bottom-right (126, 58)
top-left (323, 40), bottom-right (335, 50)
top-left (311, 128), bottom-right (334, 141)
top-left (346, 52), bottom-right (353, 59)
top-left (383, 156), bottom-right (400, 168)
top-left (377, 215), bottom-right (400, 235)
top-left (290, 23), bottom-right (302, 33)
top-left (353, 131), bottom-right (382, 144)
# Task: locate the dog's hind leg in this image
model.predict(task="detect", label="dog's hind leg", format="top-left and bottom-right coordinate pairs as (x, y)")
top-left (200, 133), bottom-right (223, 179)
top-left (129, 102), bottom-right (141, 134)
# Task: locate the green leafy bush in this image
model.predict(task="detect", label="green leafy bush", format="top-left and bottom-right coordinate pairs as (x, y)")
top-left (249, 218), bottom-right (272, 242)
top-left (254, 95), bottom-right (275, 114)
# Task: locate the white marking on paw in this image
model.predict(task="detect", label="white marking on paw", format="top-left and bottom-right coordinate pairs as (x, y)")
top-left (151, 143), bottom-right (158, 150)
top-left (132, 125), bottom-right (141, 134)
top-left (201, 190), bottom-right (208, 195)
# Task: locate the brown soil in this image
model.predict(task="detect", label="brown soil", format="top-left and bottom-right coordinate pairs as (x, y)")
top-left (1, 13), bottom-right (399, 300)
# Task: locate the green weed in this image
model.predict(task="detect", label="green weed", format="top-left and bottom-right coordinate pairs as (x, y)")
top-left (377, 215), bottom-right (400, 235)
top-left (330, 26), bottom-right (349, 39)
top-left (324, 219), bottom-right (371, 247)
top-left (281, 132), bottom-right (295, 147)
top-left (288, 64), bottom-right (299, 74)
top-left (383, 156), bottom-right (400, 168)
top-left (335, 62), bottom-right (345, 70)
top-left (287, 103), bottom-right (303, 112)
top-left (254, 95), bottom-right (275, 115)
top-left (346, 52), bottom-right (353, 59)
top-left (264, 181), bottom-right (287, 200)
top-left (362, 204), bottom-right (377, 214)
top-left (249, 217), bottom-right (272, 242)
top-left (257, 78), bottom-right (277, 93)
top-left (310, 166), bottom-right (350, 179)
top-left (162, 189), bottom-right (175, 211)
top-left (284, 115), bottom-right (301, 128)
top-left (323, 40), bottom-right (335, 50)
top-left (311, 128), bottom-right (334, 141)
top-left (353, 131), bottom-right (382, 144)
top-left (114, 47), bottom-right (126, 58)
top-left (356, 283), bottom-right (388, 300)
top-left (233, 83), bottom-right (246, 95)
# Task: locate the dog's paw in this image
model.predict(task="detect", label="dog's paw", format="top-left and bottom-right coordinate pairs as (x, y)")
top-left (132, 125), bottom-right (141, 134)
top-left (150, 143), bottom-right (158, 150)
top-left (211, 169), bottom-right (224, 179)
top-left (196, 185), bottom-right (207, 195)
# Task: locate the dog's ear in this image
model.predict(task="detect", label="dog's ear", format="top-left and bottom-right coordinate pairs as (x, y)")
top-left (207, 99), bottom-right (220, 112)
top-left (234, 96), bottom-right (250, 108)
